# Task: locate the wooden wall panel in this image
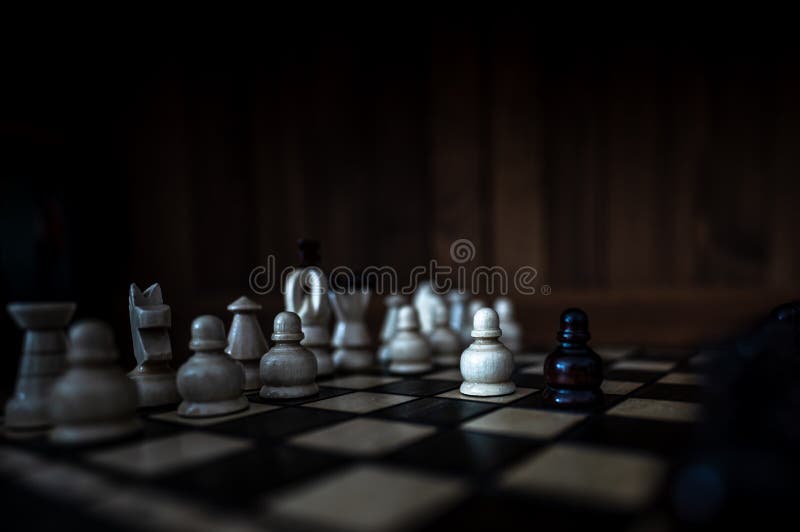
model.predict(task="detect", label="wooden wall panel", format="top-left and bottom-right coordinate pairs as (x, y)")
top-left (430, 28), bottom-right (488, 268)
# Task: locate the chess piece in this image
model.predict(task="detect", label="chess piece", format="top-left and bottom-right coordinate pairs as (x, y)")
top-left (4, 302), bottom-right (75, 431)
top-left (285, 244), bottom-right (334, 377)
top-left (413, 281), bottom-right (445, 335)
top-left (378, 294), bottom-right (407, 365)
top-left (260, 311), bottom-right (319, 399)
top-left (447, 291), bottom-right (470, 348)
top-left (50, 320), bottom-right (141, 444)
top-left (543, 308), bottom-right (603, 407)
top-left (226, 295), bottom-right (267, 391)
top-left (177, 316), bottom-right (249, 418)
top-left (329, 281), bottom-right (373, 372)
top-left (494, 296), bottom-right (522, 353)
top-left (429, 304), bottom-right (460, 366)
top-left (460, 307), bottom-right (515, 396)
top-left (460, 298), bottom-right (486, 347)
top-left (389, 306), bottom-right (433, 374)
top-left (127, 283), bottom-right (179, 407)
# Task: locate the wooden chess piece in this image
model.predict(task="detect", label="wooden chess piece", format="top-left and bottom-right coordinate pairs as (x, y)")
top-left (494, 296), bottom-right (522, 353)
top-left (389, 305), bottom-right (433, 374)
top-left (4, 302), bottom-right (76, 431)
top-left (460, 307), bottom-right (515, 396)
top-left (284, 239), bottom-right (334, 376)
top-left (50, 320), bottom-right (141, 444)
top-left (177, 315), bottom-right (249, 417)
top-left (127, 283), bottom-right (179, 407)
top-left (429, 305), bottom-right (460, 366)
top-left (329, 280), bottom-right (373, 372)
top-left (543, 308), bottom-right (604, 407)
top-left (460, 298), bottom-right (486, 347)
top-left (447, 290), bottom-right (470, 349)
top-left (413, 281), bottom-right (445, 335)
top-left (378, 294), bottom-right (407, 365)
top-left (226, 295), bottom-right (267, 391)
top-left (260, 311), bottom-right (319, 399)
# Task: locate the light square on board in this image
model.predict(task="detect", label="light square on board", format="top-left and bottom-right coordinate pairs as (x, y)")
top-left (436, 387), bottom-right (536, 404)
top-left (424, 368), bottom-right (463, 381)
top-left (289, 418), bottom-right (436, 457)
top-left (607, 398), bottom-right (701, 423)
top-left (601, 380), bottom-right (643, 395)
top-left (317, 375), bottom-right (401, 389)
top-left (302, 392), bottom-right (416, 414)
top-left (501, 443), bottom-right (667, 511)
top-left (264, 464), bottom-right (467, 532)
top-left (87, 432), bottom-right (254, 477)
top-left (150, 402), bottom-right (279, 427)
top-left (658, 372), bottom-right (704, 385)
top-left (462, 407), bottom-right (585, 439)
top-left (611, 360), bottom-right (676, 372)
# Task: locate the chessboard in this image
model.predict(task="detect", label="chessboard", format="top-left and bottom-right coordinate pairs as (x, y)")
top-left (0, 346), bottom-right (707, 532)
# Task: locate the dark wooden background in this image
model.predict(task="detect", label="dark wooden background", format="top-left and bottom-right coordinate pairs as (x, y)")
top-left (2, 19), bottom-right (799, 393)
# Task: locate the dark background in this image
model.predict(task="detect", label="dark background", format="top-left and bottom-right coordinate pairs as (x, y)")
top-left (2, 17), bottom-right (799, 395)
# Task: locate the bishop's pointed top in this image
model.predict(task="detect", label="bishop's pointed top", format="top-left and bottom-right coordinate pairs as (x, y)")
top-left (227, 295), bottom-right (262, 313)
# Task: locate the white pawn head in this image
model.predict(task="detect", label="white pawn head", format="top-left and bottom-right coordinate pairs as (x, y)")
top-left (272, 311), bottom-right (304, 342)
top-left (433, 304), bottom-right (449, 327)
top-left (494, 297), bottom-right (515, 321)
top-left (471, 307), bottom-right (502, 339)
top-left (468, 299), bottom-right (486, 320)
top-left (397, 305), bottom-right (420, 331)
top-left (68, 320), bottom-right (117, 363)
top-left (189, 315), bottom-right (227, 351)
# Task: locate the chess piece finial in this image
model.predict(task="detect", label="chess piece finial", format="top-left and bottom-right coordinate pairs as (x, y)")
top-left (429, 304), bottom-right (460, 366)
top-left (128, 283), bottom-right (179, 407)
top-left (459, 307), bottom-right (515, 396)
top-left (378, 294), bottom-right (408, 364)
top-left (177, 315), bottom-right (249, 418)
top-left (260, 311), bottom-right (319, 399)
top-left (389, 305), bottom-right (433, 374)
top-left (494, 296), bottom-right (522, 353)
top-left (226, 295), bottom-right (267, 391)
top-left (285, 239), bottom-right (333, 376)
top-left (50, 320), bottom-right (141, 444)
top-left (543, 308), bottom-right (603, 407)
top-left (4, 301), bottom-right (75, 431)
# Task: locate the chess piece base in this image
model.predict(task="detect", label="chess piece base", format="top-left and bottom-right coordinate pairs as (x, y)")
top-left (433, 354), bottom-right (460, 367)
top-left (460, 381), bottom-right (516, 397)
top-left (259, 382), bottom-right (319, 400)
top-left (390, 361), bottom-right (433, 375)
top-left (50, 418), bottom-right (142, 445)
top-left (542, 386), bottom-right (603, 407)
top-left (178, 396), bottom-right (249, 418)
top-left (238, 360), bottom-right (261, 392)
top-left (4, 398), bottom-right (51, 430)
top-left (332, 348), bottom-right (374, 372)
top-left (128, 368), bottom-right (179, 408)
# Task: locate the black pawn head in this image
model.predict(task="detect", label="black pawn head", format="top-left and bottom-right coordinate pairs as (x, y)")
top-left (297, 239), bottom-right (321, 267)
top-left (558, 308), bottom-right (590, 344)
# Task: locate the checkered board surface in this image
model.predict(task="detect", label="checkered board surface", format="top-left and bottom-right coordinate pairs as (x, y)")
top-left (0, 346), bottom-right (710, 532)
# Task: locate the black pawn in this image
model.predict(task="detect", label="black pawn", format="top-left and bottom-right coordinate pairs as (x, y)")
top-left (543, 308), bottom-right (603, 407)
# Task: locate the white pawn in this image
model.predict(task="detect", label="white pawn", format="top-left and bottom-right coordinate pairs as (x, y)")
top-left (494, 296), bottom-right (522, 353)
top-left (460, 298), bottom-right (486, 347)
top-left (50, 320), bottom-right (141, 444)
top-left (177, 316), bottom-right (249, 418)
top-left (378, 294), bottom-right (407, 365)
top-left (389, 306), bottom-right (433, 374)
top-left (460, 308), bottom-right (515, 397)
top-left (429, 305), bottom-right (460, 366)
top-left (260, 312), bottom-right (319, 399)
